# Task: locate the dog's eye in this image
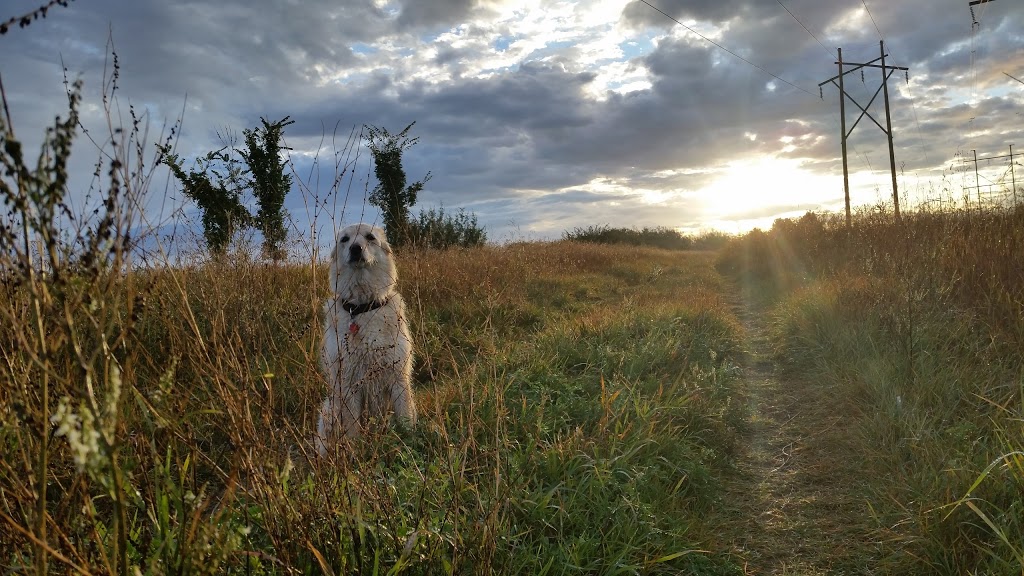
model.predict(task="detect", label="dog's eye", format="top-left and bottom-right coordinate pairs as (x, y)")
top-left (340, 235), bottom-right (350, 243)
top-left (365, 233), bottom-right (376, 242)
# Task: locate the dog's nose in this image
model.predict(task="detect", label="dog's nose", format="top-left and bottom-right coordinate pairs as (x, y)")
top-left (348, 244), bottom-right (364, 262)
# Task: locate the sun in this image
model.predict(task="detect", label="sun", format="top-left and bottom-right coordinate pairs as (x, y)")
top-left (698, 155), bottom-right (840, 232)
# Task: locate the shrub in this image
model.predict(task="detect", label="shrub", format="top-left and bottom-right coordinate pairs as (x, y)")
top-left (159, 116), bottom-right (294, 258)
top-left (408, 205), bottom-right (487, 249)
top-left (365, 122), bottom-right (431, 248)
top-left (563, 225), bottom-right (687, 250)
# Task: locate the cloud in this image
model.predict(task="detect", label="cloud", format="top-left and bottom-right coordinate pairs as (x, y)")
top-left (1, 0), bottom-right (1023, 244)
top-left (396, 0), bottom-right (482, 30)
top-left (621, 0), bottom-right (778, 28)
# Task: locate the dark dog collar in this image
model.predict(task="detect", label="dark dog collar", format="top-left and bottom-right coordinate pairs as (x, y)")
top-left (342, 298), bottom-right (389, 317)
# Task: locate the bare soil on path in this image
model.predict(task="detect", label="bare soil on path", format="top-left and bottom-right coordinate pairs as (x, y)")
top-left (717, 290), bottom-right (880, 575)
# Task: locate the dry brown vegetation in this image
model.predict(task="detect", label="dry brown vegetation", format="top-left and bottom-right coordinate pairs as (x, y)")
top-left (2, 232), bottom-right (751, 573)
top-left (1, 49), bottom-right (753, 572)
top-left (718, 204), bottom-right (1024, 574)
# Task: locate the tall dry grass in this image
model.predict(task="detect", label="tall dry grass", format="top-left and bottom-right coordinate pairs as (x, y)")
top-left (2, 239), bottom-right (751, 573)
top-left (1, 69), bottom-right (749, 572)
top-left (718, 204), bottom-right (1024, 574)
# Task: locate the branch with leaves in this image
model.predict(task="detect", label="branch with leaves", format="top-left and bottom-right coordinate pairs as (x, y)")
top-left (240, 116), bottom-right (294, 259)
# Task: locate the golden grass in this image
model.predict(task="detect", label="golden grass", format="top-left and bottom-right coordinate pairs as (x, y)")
top-left (1, 240), bottom-right (750, 574)
top-left (719, 204), bottom-right (1024, 574)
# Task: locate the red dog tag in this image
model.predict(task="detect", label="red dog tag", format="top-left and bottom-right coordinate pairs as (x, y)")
top-left (349, 322), bottom-right (359, 336)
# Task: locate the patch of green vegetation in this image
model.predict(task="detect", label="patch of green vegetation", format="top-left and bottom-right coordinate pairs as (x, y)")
top-left (564, 224), bottom-right (731, 251)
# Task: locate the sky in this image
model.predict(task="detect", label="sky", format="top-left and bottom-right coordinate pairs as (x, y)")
top-left (1, 0), bottom-right (1022, 247)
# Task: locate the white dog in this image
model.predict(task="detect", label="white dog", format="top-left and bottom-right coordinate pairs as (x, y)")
top-left (316, 223), bottom-right (416, 454)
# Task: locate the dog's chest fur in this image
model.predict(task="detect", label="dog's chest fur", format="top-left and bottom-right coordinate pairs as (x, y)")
top-left (341, 299), bottom-right (405, 348)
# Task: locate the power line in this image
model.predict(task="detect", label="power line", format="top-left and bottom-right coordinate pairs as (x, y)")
top-left (859, 0), bottom-right (933, 169)
top-left (861, 0), bottom-right (885, 42)
top-left (772, 0), bottom-right (879, 177)
top-left (638, 0), bottom-right (816, 97)
top-left (963, 0), bottom-right (1001, 154)
top-left (775, 0), bottom-right (835, 58)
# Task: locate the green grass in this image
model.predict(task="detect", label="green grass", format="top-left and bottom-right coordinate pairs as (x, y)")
top-left (11, 45), bottom-right (1020, 572)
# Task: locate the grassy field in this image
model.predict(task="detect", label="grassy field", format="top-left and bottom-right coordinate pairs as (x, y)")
top-left (718, 205), bottom-right (1024, 574)
top-left (1, 241), bottom-right (750, 574)
top-left (3, 69), bottom-right (1021, 573)
top-left (1, 67), bottom-right (749, 574)
top-left (5, 203), bottom-right (1023, 574)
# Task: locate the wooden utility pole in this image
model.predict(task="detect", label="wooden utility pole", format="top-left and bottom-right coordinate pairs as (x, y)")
top-left (819, 41), bottom-right (909, 225)
top-left (881, 44), bottom-right (900, 218)
top-left (838, 48), bottom-right (850, 225)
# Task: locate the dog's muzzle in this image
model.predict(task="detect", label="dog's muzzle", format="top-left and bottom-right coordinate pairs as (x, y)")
top-left (348, 244), bottom-right (364, 263)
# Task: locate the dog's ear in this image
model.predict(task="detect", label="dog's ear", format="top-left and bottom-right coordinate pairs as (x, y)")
top-left (375, 227), bottom-right (393, 254)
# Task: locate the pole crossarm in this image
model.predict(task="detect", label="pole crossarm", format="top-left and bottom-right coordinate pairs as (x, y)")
top-left (834, 62), bottom-right (909, 71)
top-left (829, 69), bottom-right (900, 138)
top-left (962, 153), bottom-right (1016, 162)
top-left (818, 55), bottom-right (907, 86)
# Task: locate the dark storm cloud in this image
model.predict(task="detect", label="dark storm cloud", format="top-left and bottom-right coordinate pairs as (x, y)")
top-left (5, 0), bottom-right (391, 98)
top-left (396, 0), bottom-right (482, 30)
top-left (532, 189), bottom-right (614, 205)
top-left (425, 63), bottom-right (597, 131)
top-left (3, 0), bottom-right (1024, 241)
top-left (263, 60), bottom-right (607, 205)
top-left (525, 37), bottom-right (822, 174)
top-left (2, 0), bottom-right (401, 156)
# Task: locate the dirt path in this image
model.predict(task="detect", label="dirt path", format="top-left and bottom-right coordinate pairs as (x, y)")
top-left (718, 291), bottom-right (876, 575)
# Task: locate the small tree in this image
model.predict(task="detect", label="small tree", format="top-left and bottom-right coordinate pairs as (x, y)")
top-left (241, 116), bottom-right (293, 260)
top-left (365, 122), bottom-right (431, 248)
top-left (159, 146), bottom-right (250, 255)
top-left (159, 116), bottom-right (293, 258)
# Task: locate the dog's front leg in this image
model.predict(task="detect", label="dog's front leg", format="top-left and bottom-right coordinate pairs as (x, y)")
top-left (390, 383), bottom-right (417, 428)
top-left (316, 393), bottom-right (339, 456)
top-left (341, 385), bottom-right (363, 438)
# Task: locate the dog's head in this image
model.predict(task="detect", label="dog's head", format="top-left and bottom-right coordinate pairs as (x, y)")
top-left (329, 223), bottom-right (397, 301)
top-left (335, 223), bottom-right (392, 268)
